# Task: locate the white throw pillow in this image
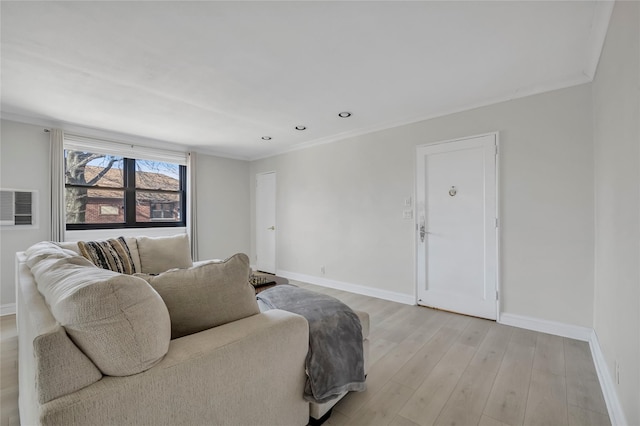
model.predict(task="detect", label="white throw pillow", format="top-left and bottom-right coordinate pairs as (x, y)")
top-left (137, 234), bottom-right (193, 274)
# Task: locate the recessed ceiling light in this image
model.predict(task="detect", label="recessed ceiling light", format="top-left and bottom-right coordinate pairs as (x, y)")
top-left (338, 112), bottom-right (351, 118)
top-left (261, 136), bottom-right (272, 141)
top-left (295, 125), bottom-right (306, 131)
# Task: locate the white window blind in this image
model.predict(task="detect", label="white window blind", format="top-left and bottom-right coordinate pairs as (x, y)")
top-left (64, 134), bottom-right (187, 165)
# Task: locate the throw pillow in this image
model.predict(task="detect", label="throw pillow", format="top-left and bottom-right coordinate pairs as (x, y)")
top-left (26, 245), bottom-right (171, 377)
top-left (136, 253), bottom-right (259, 339)
top-left (77, 236), bottom-right (137, 274)
top-left (136, 234), bottom-right (193, 274)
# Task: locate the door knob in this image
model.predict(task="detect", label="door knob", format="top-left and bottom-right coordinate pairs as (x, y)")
top-left (267, 226), bottom-right (275, 230)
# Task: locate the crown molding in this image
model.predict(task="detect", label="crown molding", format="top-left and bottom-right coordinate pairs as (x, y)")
top-left (249, 74), bottom-right (592, 161)
top-left (583, 0), bottom-right (615, 80)
top-left (0, 111), bottom-right (250, 162)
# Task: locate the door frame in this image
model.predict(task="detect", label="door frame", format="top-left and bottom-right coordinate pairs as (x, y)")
top-left (414, 132), bottom-right (501, 321)
top-left (255, 171), bottom-right (277, 274)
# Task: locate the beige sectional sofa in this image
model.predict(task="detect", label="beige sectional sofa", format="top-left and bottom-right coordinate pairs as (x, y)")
top-left (16, 234), bottom-right (369, 426)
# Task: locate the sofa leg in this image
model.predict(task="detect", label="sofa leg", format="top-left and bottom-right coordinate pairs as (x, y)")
top-left (309, 408), bottom-right (332, 426)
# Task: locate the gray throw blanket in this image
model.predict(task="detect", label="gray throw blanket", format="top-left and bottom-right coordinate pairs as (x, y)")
top-left (257, 285), bottom-right (366, 403)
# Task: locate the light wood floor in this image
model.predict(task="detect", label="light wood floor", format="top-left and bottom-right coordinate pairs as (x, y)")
top-left (1, 282), bottom-right (610, 426)
top-left (1, 314), bottom-right (18, 426)
top-left (295, 282), bottom-right (610, 426)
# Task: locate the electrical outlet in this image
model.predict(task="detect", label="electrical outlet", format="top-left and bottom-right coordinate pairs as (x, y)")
top-left (320, 266), bottom-right (325, 275)
top-left (404, 197), bottom-right (412, 207)
top-left (403, 210), bottom-right (413, 220)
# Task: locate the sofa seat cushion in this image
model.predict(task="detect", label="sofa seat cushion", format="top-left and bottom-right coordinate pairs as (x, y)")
top-left (136, 234), bottom-right (193, 274)
top-left (136, 253), bottom-right (259, 339)
top-left (26, 242), bottom-right (171, 377)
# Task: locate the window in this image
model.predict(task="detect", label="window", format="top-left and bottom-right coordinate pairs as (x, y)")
top-left (150, 202), bottom-right (176, 219)
top-left (99, 205), bottom-right (119, 216)
top-left (64, 149), bottom-right (186, 230)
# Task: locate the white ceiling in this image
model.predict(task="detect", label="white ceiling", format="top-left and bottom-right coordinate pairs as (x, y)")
top-left (1, 1), bottom-right (612, 160)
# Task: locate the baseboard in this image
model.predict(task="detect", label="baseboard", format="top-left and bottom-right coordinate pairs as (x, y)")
top-left (499, 313), bottom-right (626, 425)
top-left (0, 303), bottom-right (16, 316)
top-left (498, 313), bottom-right (593, 341)
top-left (276, 270), bottom-right (415, 305)
top-left (589, 330), bottom-right (628, 426)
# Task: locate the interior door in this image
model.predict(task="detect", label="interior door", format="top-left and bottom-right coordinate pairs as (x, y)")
top-left (416, 134), bottom-right (498, 320)
top-left (256, 172), bottom-right (276, 273)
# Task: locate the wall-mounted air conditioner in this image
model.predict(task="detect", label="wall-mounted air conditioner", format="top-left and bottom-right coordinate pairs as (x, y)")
top-left (1, 189), bottom-right (38, 228)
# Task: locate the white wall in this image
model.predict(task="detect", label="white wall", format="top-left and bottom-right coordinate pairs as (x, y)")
top-left (195, 153), bottom-right (250, 260)
top-left (0, 119), bottom-right (251, 312)
top-left (0, 120), bottom-right (51, 311)
top-left (250, 83), bottom-right (595, 328)
top-left (592, 2), bottom-right (640, 424)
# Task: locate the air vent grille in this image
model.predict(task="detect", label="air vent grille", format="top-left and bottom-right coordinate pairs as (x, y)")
top-left (1, 189), bottom-right (36, 227)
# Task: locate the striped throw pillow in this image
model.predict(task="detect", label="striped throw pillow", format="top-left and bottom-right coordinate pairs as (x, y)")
top-left (78, 236), bottom-right (137, 275)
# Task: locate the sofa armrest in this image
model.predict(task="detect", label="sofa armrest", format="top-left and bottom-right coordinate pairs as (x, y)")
top-left (16, 253), bottom-right (103, 426)
top-left (38, 310), bottom-right (310, 426)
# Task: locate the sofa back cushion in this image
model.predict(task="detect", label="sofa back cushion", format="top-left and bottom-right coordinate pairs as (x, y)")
top-left (136, 253), bottom-right (259, 339)
top-left (26, 243), bottom-right (171, 376)
top-left (137, 234), bottom-right (193, 274)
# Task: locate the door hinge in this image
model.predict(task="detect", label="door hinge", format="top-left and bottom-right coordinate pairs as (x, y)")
top-left (496, 291), bottom-right (499, 300)
top-left (494, 145), bottom-right (498, 156)
top-left (495, 217), bottom-right (498, 228)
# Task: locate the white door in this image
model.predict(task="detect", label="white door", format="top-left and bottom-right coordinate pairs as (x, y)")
top-left (256, 172), bottom-right (276, 273)
top-left (416, 134), bottom-right (498, 320)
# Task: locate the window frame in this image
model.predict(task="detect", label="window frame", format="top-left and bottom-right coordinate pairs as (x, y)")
top-left (65, 155), bottom-right (187, 231)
